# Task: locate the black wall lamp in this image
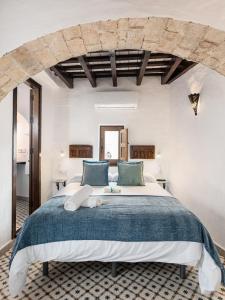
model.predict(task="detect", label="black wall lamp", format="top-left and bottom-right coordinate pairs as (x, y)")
top-left (188, 93), bottom-right (200, 116)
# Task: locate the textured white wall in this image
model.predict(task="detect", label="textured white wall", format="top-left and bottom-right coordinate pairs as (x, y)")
top-left (168, 65), bottom-right (225, 249)
top-left (0, 93), bottom-right (12, 248)
top-left (51, 77), bottom-right (170, 181)
top-left (32, 74), bottom-right (69, 203)
top-left (1, 0), bottom-right (225, 54)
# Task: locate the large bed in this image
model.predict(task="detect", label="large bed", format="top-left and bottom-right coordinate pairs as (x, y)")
top-left (9, 181), bottom-right (225, 296)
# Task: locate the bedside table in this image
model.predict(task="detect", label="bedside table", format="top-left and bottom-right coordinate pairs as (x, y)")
top-left (156, 179), bottom-right (168, 189)
top-left (54, 179), bottom-right (67, 191)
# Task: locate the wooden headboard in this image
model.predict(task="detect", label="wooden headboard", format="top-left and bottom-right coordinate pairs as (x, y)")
top-left (69, 145), bottom-right (93, 158)
top-left (130, 145), bottom-right (155, 159)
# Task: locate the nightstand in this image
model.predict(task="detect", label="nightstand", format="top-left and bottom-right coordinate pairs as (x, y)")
top-left (54, 179), bottom-right (67, 191)
top-left (156, 179), bottom-right (168, 189)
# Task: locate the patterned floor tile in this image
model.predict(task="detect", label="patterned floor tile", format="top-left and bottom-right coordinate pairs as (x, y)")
top-left (58, 293), bottom-right (75, 300)
top-left (127, 281), bottom-right (143, 295)
top-left (177, 285), bottom-right (195, 299)
top-left (139, 288), bottom-right (155, 299)
top-left (78, 292), bottom-right (96, 300)
top-left (99, 291), bottom-right (116, 300)
top-left (108, 283), bottom-right (125, 296)
top-left (158, 286), bottom-right (176, 299)
top-left (89, 284), bottom-right (105, 297)
top-left (211, 292), bottom-right (225, 300)
top-left (119, 289), bottom-right (137, 300)
top-left (16, 197), bottom-right (29, 231)
top-left (69, 285), bottom-right (86, 298)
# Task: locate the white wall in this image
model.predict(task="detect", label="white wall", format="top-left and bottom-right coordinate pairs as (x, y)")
top-left (0, 93), bottom-right (12, 248)
top-left (32, 72), bottom-right (69, 202)
top-left (168, 65), bottom-right (225, 249)
top-left (1, 0), bottom-right (225, 55)
top-left (52, 77), bottom-right (170, 180)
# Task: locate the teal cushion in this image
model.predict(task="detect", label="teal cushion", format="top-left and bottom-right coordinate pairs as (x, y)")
top-left (117, 161), bottom-right (145, 186)
top-left (81, 160), bottom-right (109, 186)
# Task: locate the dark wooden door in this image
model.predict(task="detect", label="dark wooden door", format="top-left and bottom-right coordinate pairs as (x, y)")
top-left (29, 83), bottom-right (41, 214)
top-left (12, 79), bottom-right (41, 238)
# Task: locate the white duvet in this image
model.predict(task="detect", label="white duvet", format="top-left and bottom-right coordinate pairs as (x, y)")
top-left (9, 182), bottom-right (221, 296)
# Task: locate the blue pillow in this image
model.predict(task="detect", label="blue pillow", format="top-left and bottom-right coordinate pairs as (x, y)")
top-left (81, 160), bottom-right (109, 186)
top-left (117, 161), bottom-right (145, 186)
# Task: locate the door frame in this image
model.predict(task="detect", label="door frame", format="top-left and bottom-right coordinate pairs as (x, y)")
top-left (12, 78), bottom-right (42, 238)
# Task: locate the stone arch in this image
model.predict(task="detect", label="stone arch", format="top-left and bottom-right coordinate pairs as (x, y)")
top-left (0, 17), bottom-right (225, 101)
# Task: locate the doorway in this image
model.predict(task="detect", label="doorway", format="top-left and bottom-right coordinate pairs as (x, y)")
top-left (12, 79), bottom-right (42, 237)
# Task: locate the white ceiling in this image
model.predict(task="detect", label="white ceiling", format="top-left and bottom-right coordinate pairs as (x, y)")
top-left (1, 0), bottom-right (225, 55)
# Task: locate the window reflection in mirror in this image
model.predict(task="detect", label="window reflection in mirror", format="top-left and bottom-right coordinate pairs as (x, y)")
top-left (100, 125), bottom-right (124, 165)
top-left (104, 131), bottom-right (119, 159)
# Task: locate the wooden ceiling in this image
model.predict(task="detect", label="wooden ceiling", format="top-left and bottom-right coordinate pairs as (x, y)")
top-left (50, 50), bottom-right (197, 89)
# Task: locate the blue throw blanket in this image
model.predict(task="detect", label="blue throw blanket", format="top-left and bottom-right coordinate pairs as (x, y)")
top-left (10, 195), bottom-right (225, 285)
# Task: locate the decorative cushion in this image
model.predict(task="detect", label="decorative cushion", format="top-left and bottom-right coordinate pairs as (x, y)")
top-left (117, 161), bottom-right (145, 186)
top-left (81, 160), bottom-right (109, 186)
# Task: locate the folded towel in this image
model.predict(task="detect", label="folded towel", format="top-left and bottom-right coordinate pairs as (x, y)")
top-left (64, 185), bottom-right (93, 211)
top-left (82, 198), bottom-right (108, 208)
top-left (104, 186), bottom-right (121, 193)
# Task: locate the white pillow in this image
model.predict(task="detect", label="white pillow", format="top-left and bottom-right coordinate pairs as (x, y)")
top-left (144, 173), bottom-right (156, 183)
top-left (69, 174), bottom-right (82, 183)
top-left (108, 173), bottom-right (118, 182)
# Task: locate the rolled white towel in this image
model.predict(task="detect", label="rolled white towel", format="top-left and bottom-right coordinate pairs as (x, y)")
top-left (104, 186), bottom-right (121, 193)
top-left (82, 198), bottom-right (107, 208)
top-left (64, 185), bottom-right (93, 211)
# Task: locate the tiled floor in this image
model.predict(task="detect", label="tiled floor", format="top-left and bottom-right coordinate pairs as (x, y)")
top-left (0, 251), bottom-right (224, 300)
top-left (16, 197), bottom-right (29, 231)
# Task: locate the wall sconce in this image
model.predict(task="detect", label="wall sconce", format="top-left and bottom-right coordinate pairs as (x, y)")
top-left (188, 93), bottom-right (200, 116)
top-left (156, 152), bottom-right (161, 159)
top-left (60, 150), bottom-right (65, 158)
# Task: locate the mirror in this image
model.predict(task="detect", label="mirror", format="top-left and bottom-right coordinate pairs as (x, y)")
top-left (104, 131), bottom-right (119, 159)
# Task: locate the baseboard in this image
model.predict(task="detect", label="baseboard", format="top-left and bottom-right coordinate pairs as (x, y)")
top-left (0, 240), bottom-right (14, 257)
top-left (216, 243), bottom-right (225, 258)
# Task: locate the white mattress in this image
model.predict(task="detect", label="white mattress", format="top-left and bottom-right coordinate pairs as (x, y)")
top-left (9, 182), bottom-right (222, 296)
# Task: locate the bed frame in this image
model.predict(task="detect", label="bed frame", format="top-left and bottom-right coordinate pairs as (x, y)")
top-left (42, 262), bottom-right (187, 279)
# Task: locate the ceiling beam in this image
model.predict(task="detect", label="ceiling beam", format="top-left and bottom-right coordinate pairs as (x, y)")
top-left (70, 68), bottom-right (166, 77)
top-left (161, 57), bottom-right (183, 84)
top-left (167, 62), bottom-right (197, 84)
top-left (137, 51), bottom-right (151, 85)
top-left (110, 51), bottom-right (117, 87)
top-left (62, 53), bottom-right (174, 64)
top-left (78, 56), bottom-right (96, 87)
top-left (72, 73), bottom-right (163, 78)
top-left (50, 66), bottom-right (73, 88)
top-left (58, 61), bottom-right (173, 72)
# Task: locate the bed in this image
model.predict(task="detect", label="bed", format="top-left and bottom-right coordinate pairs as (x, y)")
top-left (9, 181), bottom-right (225, 296)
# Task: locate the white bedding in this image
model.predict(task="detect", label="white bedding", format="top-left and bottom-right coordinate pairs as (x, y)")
top-left (54, 181), bottom-right (172, 197)
top-left (9, 182), bottom-right (221, 296)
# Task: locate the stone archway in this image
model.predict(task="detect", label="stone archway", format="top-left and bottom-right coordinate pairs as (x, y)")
top-left (0, 17), bottom-right (225, 101)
